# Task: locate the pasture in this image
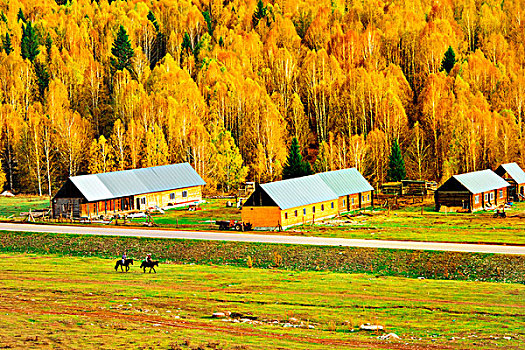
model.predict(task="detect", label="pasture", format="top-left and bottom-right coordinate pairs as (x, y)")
top-left (1, 196), bottom-right (525, 244)
top-left (0, 253), bottom-right (522, 349)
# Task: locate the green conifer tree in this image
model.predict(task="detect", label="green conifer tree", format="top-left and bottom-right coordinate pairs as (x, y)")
top-left (282, 137), bottom-right (312, 180)
top-left (252, 0), bottom-right (267, 28)
top-left (147, 10), bottom-right (160, 32)
top-left (440, 46), bottom-right (456, 74)
top-left (17, 8), bottom-right (26, 23)
top-left (110, 25), bottom-right (134, 73)
top-left (34, 61), bottom-right (50, 98)
top-left (21, 22), bottom-right (40, 61)
top-left (202, 11), bottom-right (213, 36)
top-left (387, 139), bottom-right (406, 182)
top-left (2, 33), bottom-right (12, 55)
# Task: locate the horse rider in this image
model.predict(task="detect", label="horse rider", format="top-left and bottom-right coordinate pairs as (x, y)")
top-left (145, 253), bottom-right (152, 263)
top-left (122, 252), bottom-right (127, 264)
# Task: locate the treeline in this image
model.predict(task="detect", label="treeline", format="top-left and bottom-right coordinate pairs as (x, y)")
top-left (0, 0), bottom-right (524, 195)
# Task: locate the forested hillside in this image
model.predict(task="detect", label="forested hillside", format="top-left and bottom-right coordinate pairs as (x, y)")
top-left (0, 0), bottom-right (524, 195)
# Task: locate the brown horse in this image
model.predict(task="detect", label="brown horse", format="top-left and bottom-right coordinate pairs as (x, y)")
top-left (140, 260), bottom-right (159, 273)
top-left (115, 258), bottom-right (133, 272)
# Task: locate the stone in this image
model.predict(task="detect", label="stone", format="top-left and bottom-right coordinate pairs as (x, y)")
top-left (360, 323), bottom-right (384, 331)
top-left (378, 333), bottom-right (400, 340)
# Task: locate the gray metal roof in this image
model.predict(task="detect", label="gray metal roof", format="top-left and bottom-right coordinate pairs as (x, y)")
top-left (453, 169), bottom-right (510, 194)
top-left (70, 163), bottom-right (206, 202)
top-left (260, 174), bottom-right (338, 210)
top-left (498, 163), bottom-right (525, 184)
top-left (317, 168), bottom-right (374, 196)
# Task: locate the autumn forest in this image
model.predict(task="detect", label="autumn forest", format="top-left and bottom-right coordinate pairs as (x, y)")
top-left (0, 0), bottom-right (524, 195)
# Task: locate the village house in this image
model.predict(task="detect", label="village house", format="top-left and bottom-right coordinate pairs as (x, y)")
top-left (434, 169), bottom-right (510, 212)
top-left (52, 163), bottom-right (205, 219)
top-left (495, 163), bottom-right (525, 202)
top-left (317, 168), bottom-right (374, 213)
top-left (242, 168), bottom-right (374, 229)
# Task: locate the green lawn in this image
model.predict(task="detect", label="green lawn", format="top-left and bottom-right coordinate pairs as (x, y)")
top-left (0, 195), bottom-right (50, 217)
top-left (0, 253), bottom-right (522, 349)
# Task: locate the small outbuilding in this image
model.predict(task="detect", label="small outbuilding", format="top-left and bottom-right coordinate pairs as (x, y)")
top-left (316, 168), bottom-right (374, 213)
top-left (495, 162), bottom-right (525, 202)
top-left (52, 163), bottom-right (205, 219)
top-left (434, 169), bottom-right (510, 212)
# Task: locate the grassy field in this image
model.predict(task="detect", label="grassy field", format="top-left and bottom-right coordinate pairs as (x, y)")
top-left (1, 196), bottom-right (525, 244)
top-left (0, 195), bottom-right (50, 217)
top-left (0, 253), bottom-right (523, 349)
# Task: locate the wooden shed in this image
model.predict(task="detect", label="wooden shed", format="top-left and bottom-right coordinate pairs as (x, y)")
top-left (242, 175), bottom-right (339, 229)
top-left (434, 169), bottom-right (510, 212)
top-left (52, 163), bottom-right (205, 219)
top-left (495, 163), bottom-right (525, 202)
top-left (317, 168), bottom-right (374, 213)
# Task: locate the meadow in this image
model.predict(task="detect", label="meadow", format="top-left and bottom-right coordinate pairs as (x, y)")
top-left (1, 196), bottom-right (525, 245)
top-left (0, 253), bottom-right (523, 350)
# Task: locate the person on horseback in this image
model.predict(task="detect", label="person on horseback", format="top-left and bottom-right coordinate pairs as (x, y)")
top-left (122, 252), bottom-right (127, 265)
top-left (145, 253), bottom-right (152, 263)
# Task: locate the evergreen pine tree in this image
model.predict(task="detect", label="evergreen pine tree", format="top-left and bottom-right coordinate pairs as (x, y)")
top-left (147, 10), bottom-right (160, 32)
top-left (387, 139), bottom-right (406, 182)
top-left (21, 22), bottom-right (40, 61)
top-left (202, 11), bottom-right (213, 36)
top-left (0, 11), bottom-right (7, 23)
top-left (2, 33), bottom-right (12, 55)
top-left (34, 61), bottom-right (50, 98)
top-left (110, 25), bottom-right (134, 73)
top-left (252, 0), bottom-right (267, 28)
top-left (441, 46), bottom-right (456, 74)
top-left (282, 137), bottom-right (312, 180)
top-left (45, 35), bottom-right (52, 58)
top-left (17, 8), bottom-right (26, 23)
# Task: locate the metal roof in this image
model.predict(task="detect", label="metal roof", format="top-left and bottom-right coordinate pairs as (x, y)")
top-left (453, 169), bottom-right (510, 194)
top-left (70, 163), bottom-right (206, 202)
top-left (498, 163), bottom-right (525, 184)
top-left (317, 168), bottom-right (374, 196)
top-left (260, 174), bottom-right (338, 210)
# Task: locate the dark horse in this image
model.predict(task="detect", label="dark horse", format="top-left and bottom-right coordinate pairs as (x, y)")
top-left (115, 258), bottom-right (134, 272)
top-left (140, 260), bottom-right (159, 273)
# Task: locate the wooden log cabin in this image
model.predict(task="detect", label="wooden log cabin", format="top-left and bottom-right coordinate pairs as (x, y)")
top-left (241, 168), bottom-right (373, 229)
top-left (52, 163), bottom-right (205, 219)
top-left (495, 163), bottom-right (525, 202)
top-left (434, 169), bottom-right (510, 212)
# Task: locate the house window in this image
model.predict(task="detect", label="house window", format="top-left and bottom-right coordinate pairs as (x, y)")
top-left (484, 193), bottom-right (488, 202)
top-left (182, 190), bottom-right (188, 198)
top-left (331, 202), bottom-right (334, 209)
top-left (294, 210), bottom-right (298, 217)
top-left (475, 195), bottom-right (479, 204)
top-left (321, 204), bottom-right (324, 211)
top-left (169, 193), bottom-right (175, 200)
top-left (284, 212), bottom-right (288, 219)
top-left (303, 208), bottom-right (306, 215)
top-left (141, 197), bottom-right (146, 204)
top-left (367, 194), bottom-right (370, 201)
top-left (312, 206), bottom-right (316, 214)
top-left (351, 198), bottom-right (355, 204)
top-left (343, 199), bottom-right (346, 206)
top-left (499, 189), bottom-right (503, 199)
top-left (490, 192), bottom-right (494, 201)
